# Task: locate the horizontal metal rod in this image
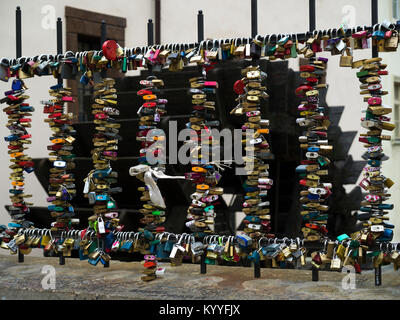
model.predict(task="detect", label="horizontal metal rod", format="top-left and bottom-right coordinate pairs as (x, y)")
top-left (16, 227), bottom-right (400, 249)
top-left (6, 22), bottom-right (399, 65)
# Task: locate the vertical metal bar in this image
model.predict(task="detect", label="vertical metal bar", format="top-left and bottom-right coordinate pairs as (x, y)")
top-left (18, 250), bottom-right (24, 263)
top-left (155, 0), bottom-right (161, 44)
top-left (251, 0), bottom-right (258, 38)
top-left (309, 0), bottom-right (316, 32)
top-left (101, 20), bottom-right (107, 45)
top-left (148, 19), bottom-right (154, 46)
top-left (16, 6), bottom-right (21, 58)
top-left (197, 10), bottom-right (204, 43)
top-left (274, 160), bottom-right (280, 234)
top-left (101, 21), bottom-right (107, 79)
top-left (16, 5), bottom-right (23, 263)
top-left (372, 0), bottom-right (378, 58)
top-left (254, 260), bottom-right (261, 278)
top-left (59, 253), bottom-right (65, 265)
top-left (312, 266), bottom-right (319, 281)
top-left (200, 251), bottom-right (207, 274)
top-left (375, 265), bottom-right (382, 286)
top-left (57, 17), bottom-right (63, 86)
top-left (57, 18), bottom-right (62, 54)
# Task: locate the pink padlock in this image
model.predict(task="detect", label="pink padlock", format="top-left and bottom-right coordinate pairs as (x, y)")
top-left (95, 113), bottom-right (107, 120)
top-left (365, 194), bottom-right (380, 202)
top-left (62, 96), bottom-right (74, 102)
top-left (380, 116), bottom-right (390, 121)
top-left (105, 212), bottom-right (119, 219)
top-left (204, 81), bottom-right (218, 88)
top-left (352, 31), bottom-right (367, 38)
top-left (368, 96), bottom-right (381, 105)
top-left (103, 151), bottom-right (117, 157)
top-left (153, 49), bottom-right (160, 61)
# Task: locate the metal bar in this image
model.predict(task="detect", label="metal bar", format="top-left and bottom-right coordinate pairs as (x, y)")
top-left (18, 249), bottom-right (24, 263)
top-left (5, 23), bottom-right (395, 64)
top-left (101, 21), bottom-right (107, 79)
top-left (148, 19), bottom-right (154, 46)
top-left (15, 6), bottom-right (22, 262)
top-left (372, 0), bottom-right (378, 58)
top-left (59, 253), bottom-right (65, 265)
top-left (155, 0), bottom-right (161, 44)
top-left (16, 6), bottom-right (21, 58)
top-left (312, 266), bottom-right (319, 281)
top-left (254, 260), bottom-right (261, 278)
top-left (375, 265), bottom-right (382, 286)
top-left (197, 10), bottom-right (204, 43)
top-left (101, 20), bottom-right (107, 45)
top-left (251, 0), bottom-right (258, 38)
top-left (57, 17), bottom-right (63, 86)
top-left (200, 252), bottom-right (207, 274)
top-left (309, 0), bottom-right (316, 32)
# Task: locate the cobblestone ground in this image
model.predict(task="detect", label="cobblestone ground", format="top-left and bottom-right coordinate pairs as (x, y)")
top-left (0, 253), bottom-right (399, 300)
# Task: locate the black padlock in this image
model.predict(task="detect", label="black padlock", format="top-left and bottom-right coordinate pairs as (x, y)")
top-left (250, 42), bottom-right (261, 59)
top-left (21, 62), bottom-right (30, 74)
top-left (61, 63), bottom-right (74, 79)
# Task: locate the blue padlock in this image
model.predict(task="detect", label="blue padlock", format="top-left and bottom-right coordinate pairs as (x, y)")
top-left (307, 193), bottom-right (320, 200)
top-left (368, 159), bottom-right (381, 167)
top-left (50, 84), bottom-right (63, 90)
top-left (12, 79), bottom-right (23, 91)
top-left (378, 228), bottom-right (393, 241)
top-left (337, 234), bottom-right (350, 242)
top-left (378, 203), bottom-right (393, 210)
top-left (372, 29), bottom-right (385, 40)
top-left (295, 165), bottom-right (307, 173)
top-left (308, 146), bottom-right (320, 152)
top-left (79, 73), bottom-right (89, 85)
top-left (79, 249), bottom-right (89, 260)
top-left (8, 222), bottom-right (21, 228)
top-left (4, 135), bottom-right (19, 142)
top-left (236, 234), bottom-right (252, 248)
top-left (24, 167), bottom-right (34, 174)
top-left (88, 256), bottom-right (100, 266)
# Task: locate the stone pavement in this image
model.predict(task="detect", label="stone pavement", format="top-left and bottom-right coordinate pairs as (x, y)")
top-left (0, 253), bottom-right (399, 300)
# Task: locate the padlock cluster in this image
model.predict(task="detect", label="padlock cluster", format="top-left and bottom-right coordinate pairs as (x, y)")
top-left (142, 254), bottom-right (158, 282)
top-left (203, 236), bottom-right (239, 265)
top-left (84, 78), bottom-right (121, 238)
top-left (353, 57), bottom-right (395, 243)
top-left (312, 235), bottom-right (400, 272)
top-left (135, 76), bottom-right (167, 233)
top-left (1, 79), bottom-right (34, 229)
top-left (232, 65), bottom-right (272, 241)
top-left (42, 84), bottom-right (77, 231)
top-left (295, 57), bottom-right (332, 242)
top-left (184, 75), bottom-right (222, 236)
top-left (250, 240), bottom-right (307, 268)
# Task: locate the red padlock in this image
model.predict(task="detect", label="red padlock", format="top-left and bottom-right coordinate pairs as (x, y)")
top-left (233, 79), bottom-right (246, 95)
top-left (295, 85), bottom-right (313, 96)
top-left (102, 40), bottom-right (118, 61)
top-left (137, 89), bottom-right (154, 96)
top-left (300, 65), bottom-right (315, 72)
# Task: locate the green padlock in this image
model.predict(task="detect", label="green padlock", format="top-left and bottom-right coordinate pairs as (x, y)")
top-left (107, 200), bottom-right (116, 209)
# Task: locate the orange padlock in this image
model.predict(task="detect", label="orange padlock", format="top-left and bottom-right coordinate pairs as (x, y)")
top-left (51, 138), bottom-right (65, 144)
top-left (143, 94), bottom-right (157, 100)
top-left (196, 184), bottom-right (209, 191)
top-left (10, 152), bottom-right (23, 158)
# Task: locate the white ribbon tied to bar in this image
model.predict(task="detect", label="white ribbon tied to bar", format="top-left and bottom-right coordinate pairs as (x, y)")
top-left (129, 164), bottom-right (185, 209)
